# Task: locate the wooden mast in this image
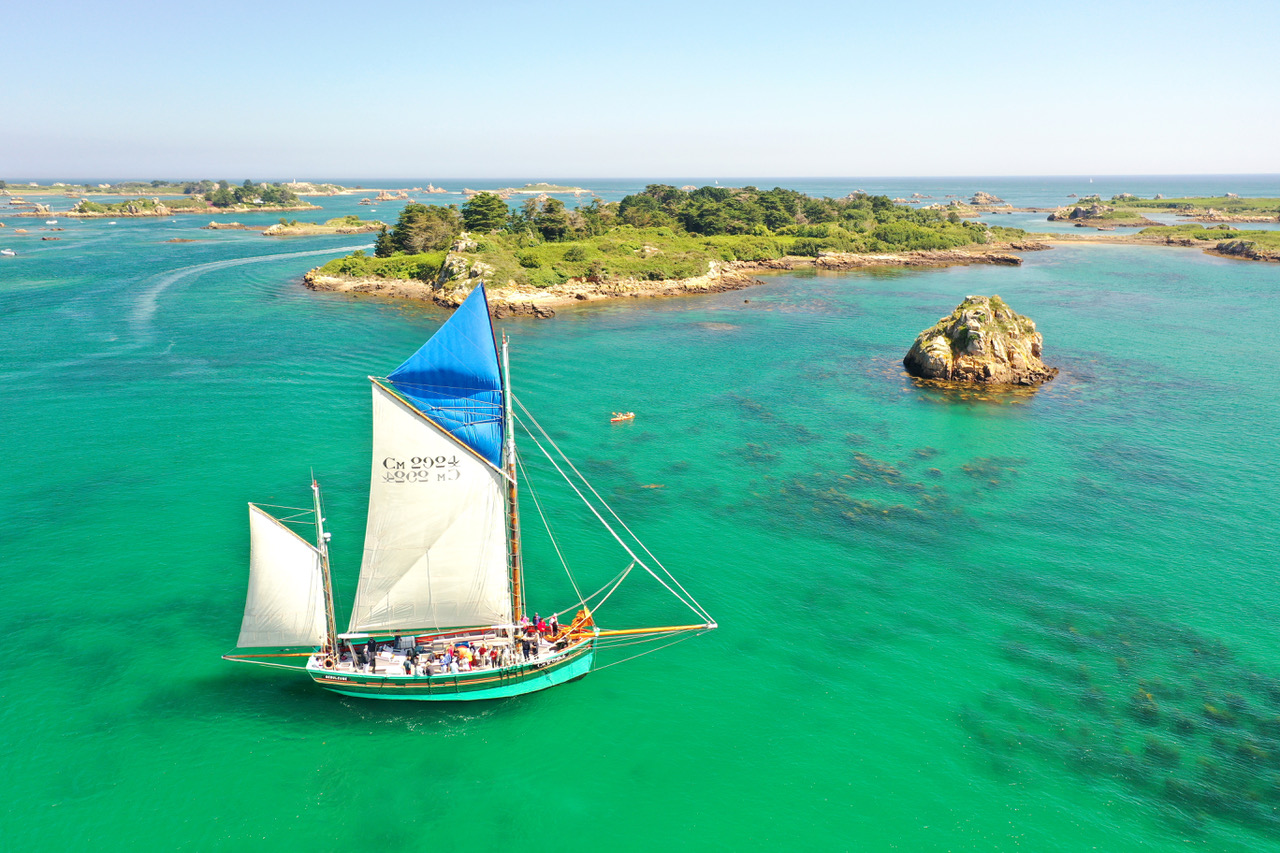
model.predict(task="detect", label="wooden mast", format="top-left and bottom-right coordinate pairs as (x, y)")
top-left (312, 477), bottom-right (339, 658)
top-left (501, 333), bottom-right (525, 623)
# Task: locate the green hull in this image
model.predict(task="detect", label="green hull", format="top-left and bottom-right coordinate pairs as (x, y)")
top-left (308, 640), bottom-right (594, 701)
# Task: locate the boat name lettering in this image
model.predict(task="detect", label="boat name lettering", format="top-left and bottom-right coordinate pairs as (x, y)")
top-left (382, 455), bottom-right (462, 484)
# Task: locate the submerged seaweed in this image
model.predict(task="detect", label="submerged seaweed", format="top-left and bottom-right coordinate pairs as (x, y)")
top-left (963, 592), bottom-right (1280, 835)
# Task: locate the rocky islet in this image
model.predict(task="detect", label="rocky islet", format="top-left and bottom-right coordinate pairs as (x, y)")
top-left (903, 294), bottom-right (1058, 386)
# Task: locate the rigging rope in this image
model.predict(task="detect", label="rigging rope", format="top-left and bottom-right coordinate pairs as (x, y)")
top-left (513, 399), bottom-right (714, 624)
top-left (514, 447), bottom-right (584, 608)
top-left (590, 630), bottom-right (709, 673)
top-left (550, 563), bottom-right (633, 621)
top-left (513, 411), bottom-right (705, 621)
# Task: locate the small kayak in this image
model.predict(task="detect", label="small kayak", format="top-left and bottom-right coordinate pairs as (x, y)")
top-left (610, 412), bottom-right (635, 423)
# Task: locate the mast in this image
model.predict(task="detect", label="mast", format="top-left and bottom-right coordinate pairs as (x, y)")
top-left (502, 333), bottom-right (525, 623)
top-left (312, 477), bottom-right (339, 657)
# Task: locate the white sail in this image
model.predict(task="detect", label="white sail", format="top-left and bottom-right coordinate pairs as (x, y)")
top-left (237, 504), bottom-right (327, 648)
top-left (348, 382), bottom-right (512, 633)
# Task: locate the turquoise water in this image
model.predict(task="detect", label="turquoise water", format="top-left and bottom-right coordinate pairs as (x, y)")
top-left (3, 180), bottom-right (1280, 850)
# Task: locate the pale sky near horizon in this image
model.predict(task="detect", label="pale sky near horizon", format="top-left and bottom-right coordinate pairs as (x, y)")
top-left (5, 0), bottom-right (1277, 179)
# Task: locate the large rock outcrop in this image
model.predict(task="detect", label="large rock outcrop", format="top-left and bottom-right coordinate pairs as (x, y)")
top-left (903, 295), bottom-right (1057, 385)
top-left (1212, 239), bottom-right (1280, 263)
top-left (1048, 203), bottom-right (1162, 227)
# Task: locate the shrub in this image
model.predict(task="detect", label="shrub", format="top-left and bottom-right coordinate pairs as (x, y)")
top-left (790, 238), bottom-right (823, 257)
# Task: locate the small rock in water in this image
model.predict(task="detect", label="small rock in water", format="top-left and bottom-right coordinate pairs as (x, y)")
top-left (903, 295), bottom-right (1058, 386)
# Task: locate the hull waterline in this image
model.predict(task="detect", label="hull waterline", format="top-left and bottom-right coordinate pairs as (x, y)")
top-left (308, 639), bottom-right (595, 701)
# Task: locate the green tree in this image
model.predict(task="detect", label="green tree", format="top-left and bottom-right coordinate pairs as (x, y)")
top-left (534, 198), bottom-right (572, 242)
top-left (641, 184), bottom-right (685, 212)
top-left (462, 192), bottom-right (508, 233)
top-left (390, 203), bottom-right (462, 254)
top-left (618, 193), bottom-right (669, 228)
top-left (577, 198), bottom-right (616, 236)
top-left (374, 226), bottom-right (395, 258)
top-left (233, 180), bottom-right (257, 204)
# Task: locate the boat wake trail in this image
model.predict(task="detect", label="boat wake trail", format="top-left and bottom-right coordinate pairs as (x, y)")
top-left (2, 244), bottom-right (370, 384)
top-left (129, 244), bottom-right (371, 336)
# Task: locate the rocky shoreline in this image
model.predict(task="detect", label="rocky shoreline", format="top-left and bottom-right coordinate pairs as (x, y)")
top-left (1047, 203), bottom-right (1163, 229)
top-left (1207, 239), bottom-right (1280, 263)
top-left (304, 262), bottom-right (765, 317)
top-left (15, 203), bottom-right (319, 218)
top-left (1040, 232), bottom-right (1280, 263)
top-left (759, 243), bottom-right (1049, 271)
top-left (261, 221), bottom-right (384, 237)
top-left (302, 244), bottom-right (1046, 318)
top-left (1179, 213), bottom-right (1279, 223)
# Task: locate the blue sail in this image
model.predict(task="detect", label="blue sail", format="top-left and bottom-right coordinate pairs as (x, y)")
top-left (386, 284), bottom-right (504, 466)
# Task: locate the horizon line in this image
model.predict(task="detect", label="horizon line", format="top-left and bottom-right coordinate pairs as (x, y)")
top-left (7, 172), bottom-right (1280, 183)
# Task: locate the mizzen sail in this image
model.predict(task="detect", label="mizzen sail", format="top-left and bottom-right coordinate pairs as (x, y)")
top-left (237, 504), bottom-right (328, 648)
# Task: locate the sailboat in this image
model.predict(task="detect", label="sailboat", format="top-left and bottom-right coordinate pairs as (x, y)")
top-left (224, 284), bottom-right (715, 700)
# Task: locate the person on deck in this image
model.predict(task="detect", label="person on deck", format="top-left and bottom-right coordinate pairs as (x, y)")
top-left (366, 640), bottom-right (377, 673)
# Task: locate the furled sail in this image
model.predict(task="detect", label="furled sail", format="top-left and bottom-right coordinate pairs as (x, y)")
top-left (347, 382), bottom-right (512, 633)
top-left (237, 504), bottom-right (327, 648)
top-left (385, 284), bottom-right (504, 466)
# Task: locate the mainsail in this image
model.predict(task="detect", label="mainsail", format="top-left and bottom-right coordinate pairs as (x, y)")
top-left (348, 285), bottom-right (513, 633)
top-left (237, 504), bottom-right (328, 648)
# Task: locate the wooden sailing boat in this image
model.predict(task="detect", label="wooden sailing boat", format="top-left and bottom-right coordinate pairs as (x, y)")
top-left (224, 284), bottom-right (715, 700)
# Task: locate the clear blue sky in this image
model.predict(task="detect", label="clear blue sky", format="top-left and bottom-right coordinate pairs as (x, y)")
top-left (5, 0), bottom-right (1277, 179)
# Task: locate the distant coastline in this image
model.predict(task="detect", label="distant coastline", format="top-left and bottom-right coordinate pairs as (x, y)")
top-left (15, 203), bottom-right (320, 219)
top-left (1041, 230), bottom-right (1280, 262)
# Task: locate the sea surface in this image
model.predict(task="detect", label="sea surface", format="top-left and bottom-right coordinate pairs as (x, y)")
top-left (2, 176), bottom-right (1279, 851)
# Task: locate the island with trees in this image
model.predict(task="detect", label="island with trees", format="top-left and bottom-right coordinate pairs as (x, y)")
top-left (261, 215), bottom-right (385, 237)
top-left (41, 180), bottom-right (321, 217)
top-left (304, 185), bottom-right (1039, 315)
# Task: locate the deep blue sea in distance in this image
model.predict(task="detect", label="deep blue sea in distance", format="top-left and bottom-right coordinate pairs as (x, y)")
top-left (2, 175), bottom-right (1279, 851)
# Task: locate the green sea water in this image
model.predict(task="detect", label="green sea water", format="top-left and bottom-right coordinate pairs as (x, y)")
top-left (3, 187), bottom-right (1280, 851)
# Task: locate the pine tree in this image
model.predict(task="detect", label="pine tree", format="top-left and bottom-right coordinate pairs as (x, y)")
top-left (462, 192), bottom-right (509, 233)
top-left (374, 226), bottom-right (394, 258)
